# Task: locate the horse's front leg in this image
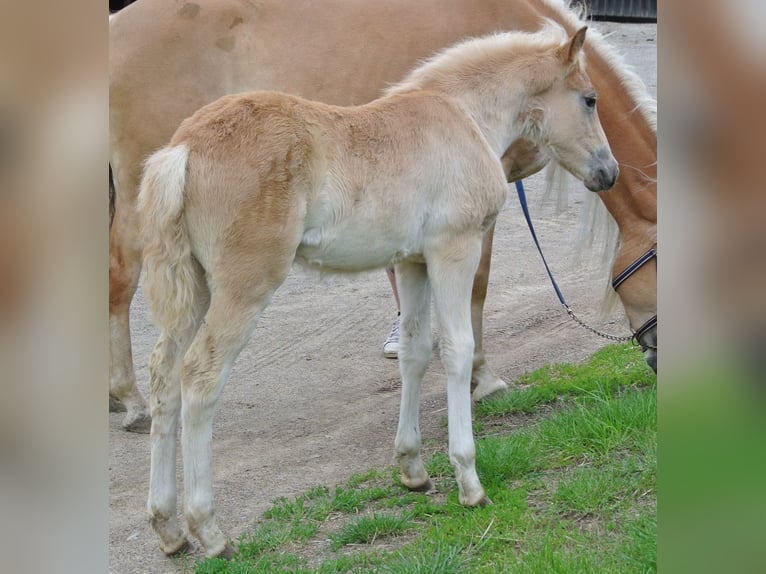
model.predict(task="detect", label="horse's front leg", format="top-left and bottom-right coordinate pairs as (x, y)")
top-left (430, 235), bottom-right (490, 507)
top-left (470, 224), bottom-right (509, 401)
top-left (393, 261), bottom-right (433, 492)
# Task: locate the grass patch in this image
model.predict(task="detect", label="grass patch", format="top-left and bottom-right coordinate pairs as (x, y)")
top-left (328, 512), bottom-right (415, 550)
top-left (193, 343), bottom-right (655, 573)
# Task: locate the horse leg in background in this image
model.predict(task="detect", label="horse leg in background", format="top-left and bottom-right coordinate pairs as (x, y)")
top-left (429, 234), bottom-right (490, 507)
top-left (108, 166), bottom-right (124, 414)
top-left (394, 261), bottom-right (434, 493)
top-left (470, 224), bottom-right (508, 401)
top-left (109, 171), bottom-right (151, 432)
top-left (469, 140), bottom-right (551, 401)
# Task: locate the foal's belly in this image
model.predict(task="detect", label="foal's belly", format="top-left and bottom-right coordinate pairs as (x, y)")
top-left (295, 227), bottom-right (423, 273)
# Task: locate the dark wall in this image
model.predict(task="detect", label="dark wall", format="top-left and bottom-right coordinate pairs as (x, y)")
top-left (110, 0), bottom-right (137, 12)
top-left (586, 0), bottom-right (657, 21)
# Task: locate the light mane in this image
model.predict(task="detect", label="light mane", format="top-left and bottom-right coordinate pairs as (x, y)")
top-left (386, 23), bottom-right (571, 97)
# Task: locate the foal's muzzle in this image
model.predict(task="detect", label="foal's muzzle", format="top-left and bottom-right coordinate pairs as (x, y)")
top-left (585, 147), bottom-right (619, 191)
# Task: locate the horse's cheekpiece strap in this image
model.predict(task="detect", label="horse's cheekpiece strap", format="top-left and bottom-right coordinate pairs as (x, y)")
top-left (612, 246), bottom-right (657, 291)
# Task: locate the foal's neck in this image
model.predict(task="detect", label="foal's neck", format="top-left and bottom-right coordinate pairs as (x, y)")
top-left (448, 85), bottom-right (530, 159)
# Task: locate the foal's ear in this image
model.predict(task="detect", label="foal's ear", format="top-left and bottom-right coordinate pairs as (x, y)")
top-left (558, 26), bottom-right (587, 68)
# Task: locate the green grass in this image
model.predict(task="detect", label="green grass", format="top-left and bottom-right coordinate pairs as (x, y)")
top-left (328, 512), bottom-right (415, 550)
top-left (187, 343), bottom-right (656, 573)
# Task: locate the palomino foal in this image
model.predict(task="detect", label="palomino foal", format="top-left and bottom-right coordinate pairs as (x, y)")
top-left (140, 27), bottom-right (617, 558)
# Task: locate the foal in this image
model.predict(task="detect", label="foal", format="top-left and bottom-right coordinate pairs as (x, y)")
top-left (140, 26), bottom-right (617, 557)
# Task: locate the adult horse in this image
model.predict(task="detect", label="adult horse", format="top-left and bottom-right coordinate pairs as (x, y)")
top-left (140, 25), bottom-right (617, 557)
top-left (109, 0), bottom-right (657, 432)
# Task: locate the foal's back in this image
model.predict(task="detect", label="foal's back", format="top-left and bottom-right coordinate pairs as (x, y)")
top-left (171, 90), bottom-right (507, 274)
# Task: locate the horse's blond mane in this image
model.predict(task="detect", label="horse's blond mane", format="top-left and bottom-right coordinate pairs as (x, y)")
top-left (385, 23), bottom-right (571, 97)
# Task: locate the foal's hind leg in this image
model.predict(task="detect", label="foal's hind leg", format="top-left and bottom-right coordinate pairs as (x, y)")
top-left (147, 334), bottom-right (196, 556)
top-left (470, 224), bottom-right (508, 401)
top-left (393, 261), bottom-right (434, 492)
top-left (178, 290), bottom-right (274, 557)
top-left (147, 278), bottom-right (210, 555)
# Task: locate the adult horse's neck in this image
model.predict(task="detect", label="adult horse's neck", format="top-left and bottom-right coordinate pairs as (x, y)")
top-left (585, 45), bottom-right (657, 265)
top-left (517, 0), bottom-right (656, 337)
top-left (577, 38), bottom-right (657, 334)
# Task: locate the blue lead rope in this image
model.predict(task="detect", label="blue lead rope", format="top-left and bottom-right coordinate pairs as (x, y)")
top-left (514, 179), bottom-right (570, 311)
top-left (513, 179), bottom-right (636, 345)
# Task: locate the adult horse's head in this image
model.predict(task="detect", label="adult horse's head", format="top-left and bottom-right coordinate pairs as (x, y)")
top-left (523, 26), bottom-right (619, 193)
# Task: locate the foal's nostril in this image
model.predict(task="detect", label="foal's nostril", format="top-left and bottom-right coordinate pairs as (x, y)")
top-left (588, 148), bottom-right (619, 191)
top-left (596, 167), bottom-right (616, 190)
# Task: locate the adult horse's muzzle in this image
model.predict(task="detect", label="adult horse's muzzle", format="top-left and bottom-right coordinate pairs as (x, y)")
top-left (635, 320), bottom-right (657, 373)
top-left (584, 147), bottom-right (619, 191)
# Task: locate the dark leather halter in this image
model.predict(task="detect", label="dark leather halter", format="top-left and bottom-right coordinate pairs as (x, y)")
top-left (611, 245), bottom-right (657, 352)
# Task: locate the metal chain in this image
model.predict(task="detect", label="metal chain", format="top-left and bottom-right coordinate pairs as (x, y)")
top-left (564, 306), bottom-right (635, 343)
top-left (512, 179), bottom-right (651, 349)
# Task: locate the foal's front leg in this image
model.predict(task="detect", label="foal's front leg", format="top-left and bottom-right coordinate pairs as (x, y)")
top-left (429, 235), bottom-right (490, 507)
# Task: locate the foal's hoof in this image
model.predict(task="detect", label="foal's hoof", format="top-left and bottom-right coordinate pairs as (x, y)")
top-left (476, 495), bottom-right (493, 507)
top-left (122, 412), bottom-right (152, 434)
top-left (402, 476), bottom-right (436, 495)
top-left (462, 491), bottom-right (492, 507)
top-left (163, 537), bottom-right (192, 557)
top-left (109, 395), bottom-right (127, 412)
top-left (471, 379), bottom-right (508, 403)
top-left (407, 478), bottom-right (436, 494)
top-left (213, 543), bottom-right (237, 560)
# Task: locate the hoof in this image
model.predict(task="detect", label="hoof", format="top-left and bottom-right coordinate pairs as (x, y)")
top-left (214, 543), bottom-right (237, 560)
top-left (109, 395), bottom-right (127, 413)
top-left (404, 478), bottom-right (435, 493)
top-left (476, 495), bottom-right (493, 507)
top-left (162, 537), bottom-right (192, 557)
top-left (471, 379), bottom-right (507, 403)
top-left (460, 493), bottom-right (492, 508)
top-left (122, 412), bottom-right (151, 434)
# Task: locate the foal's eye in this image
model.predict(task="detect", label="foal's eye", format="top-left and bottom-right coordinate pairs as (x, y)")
top-left (583, 94), bottom-right (597, 109)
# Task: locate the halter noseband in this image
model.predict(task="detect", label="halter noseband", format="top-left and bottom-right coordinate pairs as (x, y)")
top-left (611, 245), bottom-right (657, 352)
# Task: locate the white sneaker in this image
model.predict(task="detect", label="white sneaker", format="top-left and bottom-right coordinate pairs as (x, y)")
top-left (383, 314), bottom-right (400, 359)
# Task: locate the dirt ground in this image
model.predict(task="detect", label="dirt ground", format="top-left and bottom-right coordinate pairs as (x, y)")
top-left (109, 21), bottom-right (656, 574)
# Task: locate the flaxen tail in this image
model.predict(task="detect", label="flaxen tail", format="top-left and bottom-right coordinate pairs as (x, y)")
top-left (138, 144), bottom-right (203, 341)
